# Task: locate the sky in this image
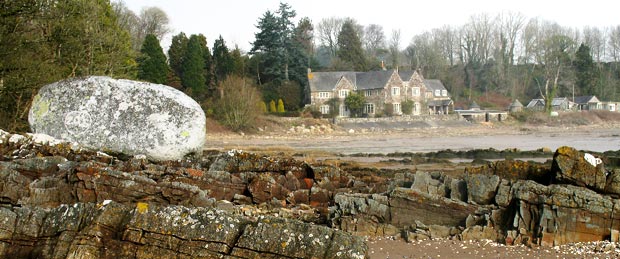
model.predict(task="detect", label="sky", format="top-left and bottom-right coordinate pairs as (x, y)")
top-left (119, 0), bottom-right (618, 52)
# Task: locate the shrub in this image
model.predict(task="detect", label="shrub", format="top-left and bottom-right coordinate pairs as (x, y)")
top-left (344, 92), bottom-right (365, 117)
top-left (402, 99), bottom-right (414, 115)
top-left (260, 102), bottom-right (267, 113)
top-left (269, 100), bottom-right (277, 113)
top-left (277, 99), bottom-right (285, 113)
top-left (214, 76), bottom-right (263, 131)
top-left (383, 103), bottom-right (394, 117)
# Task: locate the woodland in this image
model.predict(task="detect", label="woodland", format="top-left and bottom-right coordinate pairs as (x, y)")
top-left (1, 1), bottom-right (619, 131)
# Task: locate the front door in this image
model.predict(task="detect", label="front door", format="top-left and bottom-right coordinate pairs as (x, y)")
top-left (339, 104), bottom-right (350, 117)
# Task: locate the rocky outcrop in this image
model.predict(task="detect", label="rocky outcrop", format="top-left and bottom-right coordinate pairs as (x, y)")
top-left (0, 201), bottom-right (366, 259)
top-left (0, 132), bottom-right (367, 258)
top-left (29, 76), bottom-right (206, 161)
top-left (3, 130), bottom-right (620, 252)
top-left (329, 147), bottom-right (620, 247)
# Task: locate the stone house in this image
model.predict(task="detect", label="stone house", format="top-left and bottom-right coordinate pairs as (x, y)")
top-left (308, 69), bottom-right (452, 117)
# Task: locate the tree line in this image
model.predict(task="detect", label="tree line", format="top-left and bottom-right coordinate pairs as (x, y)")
top-left (3, 1), bottom-right (620, 132)
top-left (311, 14), bottom-right (620, 110)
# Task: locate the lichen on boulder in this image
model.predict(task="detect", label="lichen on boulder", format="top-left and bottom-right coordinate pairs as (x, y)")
top-left (28, 76), bottom-right (205, 161)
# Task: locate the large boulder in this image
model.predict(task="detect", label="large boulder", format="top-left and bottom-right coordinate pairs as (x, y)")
top-left (29, 76), bottom-right (205, 161)
top-left (552, 146), bottom-right (607, 192)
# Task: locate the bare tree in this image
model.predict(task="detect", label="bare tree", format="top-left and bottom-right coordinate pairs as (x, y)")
top-left (112, 1), bottom-right (139, 34)
top-left (609, 25), bottom-right (620, 62)
top-left (432, 26), bottom-right (458, 66)
top-left (316, 17), bottom-right (344, 57)
top-left (389, 29), bottom-right (401, 68)
top-left (495, 12), bottom-right (525, 65)
top-left (363, 24), bottom-right (386, 58)
top-left (492, 12), bottom-right (525, 96)
top-left (582, 26), bottom-right (605, 62)
top-left (138, 7), bottom-right (171, 41)
top-left (111, 3), bottom-right (170, 52)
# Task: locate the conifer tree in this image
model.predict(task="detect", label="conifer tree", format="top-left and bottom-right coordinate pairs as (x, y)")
top-left (168, 32), bottom-right (189, 79)
top-left (0, 0), bottom-right (134, 130)
top-left (269, 100), bottom-right (277, 113)
top-left (277, 99), bottom-right (285, 113)
top-left (182, 35), bottom-right (206, 98)
top-left (213, 35), bottom-right (234, 83)
top-left (137, 34), bottom-right (168, 84)
top-left (337, 19), bottom-right (367, 71)
top-left (574, 43), bottom-right (599, 95)
top-left (261, 102), bottom-right (268, 113)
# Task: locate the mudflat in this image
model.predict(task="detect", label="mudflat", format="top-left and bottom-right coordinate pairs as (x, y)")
top-left (206, 123), bottom-right (620, 154)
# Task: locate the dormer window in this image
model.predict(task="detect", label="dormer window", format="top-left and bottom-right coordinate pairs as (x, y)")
top-left (434, 90), bottom-right (440, 96)
top-left (442, 90), bottom-right (447, 96)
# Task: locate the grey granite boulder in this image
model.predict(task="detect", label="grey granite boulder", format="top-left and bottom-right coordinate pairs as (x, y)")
top-left (29, 76), bottom-right (205, 161)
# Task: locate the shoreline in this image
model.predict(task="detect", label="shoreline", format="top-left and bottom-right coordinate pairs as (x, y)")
top-left (205, 123), bottom-right (620, 154)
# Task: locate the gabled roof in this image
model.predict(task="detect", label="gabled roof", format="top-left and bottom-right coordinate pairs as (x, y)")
top-left (573, 95), bottom-right (600, 104)
top-left (308, 71), bottom-right (356, 92)
top-left (526, 99), bottom-right (545, 108)
top-left (355, 70), bottom-right (395, 90)
top-left (526, 98), bottom-right (571, 107)
top-left (424, 79), bottom-right (447, 91)
top-left (510, 99), bottom-right (524, 108)
top-left (398, 70), bottom-right (416, 81)
top-left (551, 97), bottom-right (570, 106)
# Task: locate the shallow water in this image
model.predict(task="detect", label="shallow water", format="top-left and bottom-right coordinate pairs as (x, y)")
top-left (210, 128), bottom-right (620, 154)
top-left (313, 130), bottom-right (620, 154)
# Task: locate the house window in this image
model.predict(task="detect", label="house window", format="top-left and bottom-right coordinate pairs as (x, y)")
top-left (319, 92), bottom-right (331, 98)
top-left (365, 90), bottom-right (372, 97)
top-left (320, 105), bottom-right (330, 114)
top-left (364, 103), bottom-right (375, 114)
top-left (434, 90), bottom-right (440, 96)
top-left (442, 90), bottom-right (447, 96)
top-left (413, 102), bottom-right (420, 115)
top-left (393, 103), bottom-right (401, 114)
top-left (412, 87), bottom-right (420, 97)
top-left (339, 90), bottom-right (349, 98)
top-left (392, 87), bottom-right (400, 96)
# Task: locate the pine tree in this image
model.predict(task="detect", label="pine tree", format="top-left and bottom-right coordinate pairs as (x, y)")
top-left (337, 19), bottom-right (367, 71)
top-left (194, 34), bottom-right (216, 97)
top-left (277, 99), bottom-right (285, 113)
top-left (574, 43), bottom-right (599, 95)
top-left (182, 35), bottom-right (206, 98)
top-left (168, 32), bottom-right (189, 79)
top-left (230, 47), bottom-right (247, 77)
top-left (251, 11), bottom-right (283, 84)
top-left (137, 34), bottom-right (168, 84)
top-left (213, 35), bottom-right (234, 83)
